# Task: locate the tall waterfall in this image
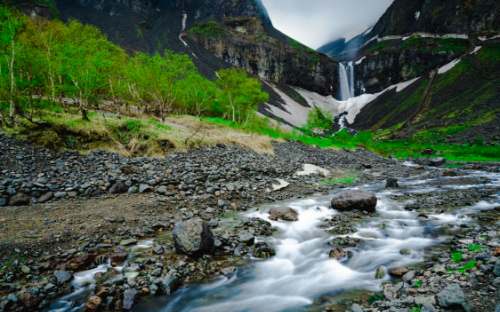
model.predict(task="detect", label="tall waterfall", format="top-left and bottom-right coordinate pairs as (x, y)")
top-left (338, 62), bottom-right (355, 100)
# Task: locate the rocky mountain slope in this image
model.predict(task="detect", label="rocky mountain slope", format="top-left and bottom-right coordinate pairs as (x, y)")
top-left (319, 0), bottom-right (500, 142)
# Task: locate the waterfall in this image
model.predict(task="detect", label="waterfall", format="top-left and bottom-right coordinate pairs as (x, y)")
top-left (338, 62), bottom-right (355, 100)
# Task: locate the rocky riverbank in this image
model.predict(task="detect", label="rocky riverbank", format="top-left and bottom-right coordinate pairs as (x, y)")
top-left (0, 133), bottom-right (498, 312)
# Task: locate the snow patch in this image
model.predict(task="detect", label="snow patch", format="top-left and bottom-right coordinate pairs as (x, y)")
top-left (415, 11), bottom-right (420, 20)
top-left (470, 46), bottom-right (482, 55)
top-left (355, 56), bottom-right (366, 65)
top-left (395, 77), bottom-right (420, 92)
top-left (438, 59), bottom-right (461, 75)
top-left (478, 34), bottom-right (500, 41)
top-left (270, 179), bottom-right (290, 192)
top-left (296, 164), bottom-right (330, 177)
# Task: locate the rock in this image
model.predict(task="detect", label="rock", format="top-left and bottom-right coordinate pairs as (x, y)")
top-left (54, 191), bottom-right (66, 198)
top-left (109, 182), bottom-right (128, 194)
top-left (375, 266), bottom-right (385, 279)
top-left (110, 252), bottom-right (128, 265)
top-left (253, 241), bottom-right (275, 259)
top-left (385, 178), bottom-right (399, 188)
top-left (44, 283), bottom-right (57, 292)
top-left (8, 193), bottom-right (30, 206)
top-left (0, 197), bottom-right (7, 207)
top-left (37, 192), bottom-right (53, 203)
top-left (494, 259), bottom-right (500, 277)
top-left (268, 207), bottom-right (299, 222)
top-left (238, 232), bottom-right (255, 246)
top-left (85, 295), bottom-right (102, 311)
top-left (120, 238), bottom-right (137, 246)
top-left (422, 148), bottom-right (435, 155)
top-left (156, 185), bottom-right (168, 195)
top-left (173, 218), bottom-right (214, 257)
top-left (402, 270), bottom-right (415, 282)
top-left (20, 265), bottom-right (31, 274)
top-left (399, 248), bottom-right (411, 255)
top-left (53, 270), bottom-right (72, 284)
top-left (123, 288), bottom-right (138, 310)
top-left (429, 157), bottom-right (446, 167)
top-left (351, 303), bottom-right (364, 312)
top-left (329, 247), bottom-right (346, 260)
top-left (139, 184), bottom-right (152, 193)
top-left (331, 190), bottom-right (377, 213)
top-left (437, 284), bottom-right (469, 311)
top-left (153, 246), bottom-right (164, 255)
top-left (388, 266), bottom-right (409, 277)
top-left (416, 296), bottom-right (436, 312)
top-left (442, 169), bottom-right (458, 177)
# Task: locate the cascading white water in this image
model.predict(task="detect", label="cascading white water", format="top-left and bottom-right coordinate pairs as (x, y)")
top-left (338, 62), bottom-right (355, 100)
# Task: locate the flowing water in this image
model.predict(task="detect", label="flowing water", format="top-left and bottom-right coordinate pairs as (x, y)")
top-left (338, 62), bottom-right (355, 100)
top-left (49, 169), bottom-right (500, 312)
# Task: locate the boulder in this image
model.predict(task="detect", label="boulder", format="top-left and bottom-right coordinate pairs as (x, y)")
top-left (122, 288), bottom-right (137, 310)
top-left (109, 182), bottom-right (128, 194)
top-left (429, 157), bottom-right (446, 167)
top-left (253, 241), bottom-right (275, 259)
top-left (53, 270), bottom-right (72, 284)
top-left (385, 178), bottom-right (399, 188)
top-left (37, 192), bottom-right (53, 203)
top-left (86, 295), bottom-right (102, 311)
top-left (329, 247), bottom-right (346, 260)
top-left (268, 207), bottom-right (299, 222)
top-left (173, 218), bottom-right (214, 257)
top-left (0, 197), bottom-right (7, 207)
top-left (8, 193), bottom-right (30, 206)
top-left (388, 266), bottom-right (409, 277)
top-left (331, 190), bottom-right (377, 213)
top-left (437, 284), bottom-right (469, 311)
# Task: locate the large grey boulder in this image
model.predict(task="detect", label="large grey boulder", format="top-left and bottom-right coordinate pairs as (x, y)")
top-left (437, 284), bottom-right (469, 311)
top-left (268, 207), bottom-right (299, 222)
top-left (173, 218), bottom-right (214, 257)
top-left (8, 193), bottom-right (31, 206)
top-left (331, 190), bottom-right (377, 213)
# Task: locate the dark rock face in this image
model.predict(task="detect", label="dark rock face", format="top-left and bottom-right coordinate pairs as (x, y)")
top-left (386, 178), bottom-right (399, 188)
top-left (268, 207), bottom-right (299, 222)
top-left (8, 193), bottom-right (30, 206)
top-left (331, 190), bottom-right (377, 213)
top-left (173, 218), bottom-right (214, 257)
top-left (371, 0), bottom-right (499, 37)
top-left (109, 181), bottom-right (129, 194)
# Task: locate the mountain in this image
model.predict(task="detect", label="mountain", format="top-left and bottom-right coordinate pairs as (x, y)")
top-left (344, 0), bottom-right (500, 142)
top-left (16, 0), bottom-right (338, 98)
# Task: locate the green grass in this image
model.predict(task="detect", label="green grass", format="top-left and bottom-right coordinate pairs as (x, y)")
top-left (189, 21), bottom-right (226, 38)
top-left (202, 117), bottom-right (500, 163)
top-left (321, 175), bottom-right (357, 186)
top-left (451, 251), bottom-right (463, 263)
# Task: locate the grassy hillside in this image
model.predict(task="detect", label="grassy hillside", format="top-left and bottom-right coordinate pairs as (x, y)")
top-left (354, 41), bottom-right (500, 145)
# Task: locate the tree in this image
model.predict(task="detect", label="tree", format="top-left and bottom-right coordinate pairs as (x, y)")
top-left (216, 68), bottom-right (269, 122)
top-left (0, 6), bottom-right (25, 123)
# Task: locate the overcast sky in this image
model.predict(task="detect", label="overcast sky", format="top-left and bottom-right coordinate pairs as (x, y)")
top-left (260, 0), bottom-right (394, 48)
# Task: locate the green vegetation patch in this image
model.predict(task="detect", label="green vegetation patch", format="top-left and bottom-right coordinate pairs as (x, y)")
top-left (189, 21), bottom-right (226, 38)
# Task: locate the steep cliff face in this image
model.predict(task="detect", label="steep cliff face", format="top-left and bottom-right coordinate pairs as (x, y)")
top-left (46, 0), bottom-right (337, 96)
top-left (189, 17), bottom-right (337, 95)
top-left (372, 0), bottom-right (499, 37)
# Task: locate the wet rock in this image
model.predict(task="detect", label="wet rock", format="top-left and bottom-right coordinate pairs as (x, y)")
top-left (385, 178), bottom-right (399, 188)
top-left (38, 192), bottom-right (53, 203)
top-left (110, 252), bottom-right (128, 265)
top-left (329, 247), bottom-right (346, 260)
top-left (422, 148), bottom-right (435, 155)
top-left (109, 181), bottom-right (128, 194)
top-left (253, 241), bottom-right (275, 259)
top-left (437, 284), bottom-right (469, 311)
top-left (402, 270), bottom-right (415, 282)
top-left (123, 288), bottom-right (138, 310)
top-left (399, 248), bottom-right (411, 255)
top-left (85, 295), bottom-right (102, 311)
top-left (238, 232), bottom-right (255, 246)
top-left (331, 190), bottom-right (377, 213)
top-left (0, 197), bottom-right (7, 207)
top-left (8, 193), bottom-right (30, 206)
top-left (429, 157), bottom-right (446, 167)
top-left (268, 207), bottom-right (299, 222)
top-left (388, 266), bottom-right (409, 277)
top-left (153, 246), bottom-right (164, 255)
top-left (375, 266), bottom-right (385, 279)
top-left (173, 218), bottom-right (214, 257)
top-left (53, 270), bottom-right (72, 284)
top-left (139, 184), bottom-right (152, 193)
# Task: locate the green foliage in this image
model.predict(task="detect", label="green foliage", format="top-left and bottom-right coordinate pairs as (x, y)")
top-left (368, 293), bottom-right (385, 304)
top-left (457, 260), bottom-right (477, 273)
top-left (0, 6), bottom-right (269, 124)
top-left (321, 175), bottom-right (357, 186)
top-left (215, 68), bottom-right (269, 123)
top-left (410, 306), bottom-right (422, 312)
top-left (306, 107), bottom-right (333, 131)
top-left (451, 251), bottom-right (463, 263)
top-left (402, 37), bottom-right (469, 54)
top-left (189, 21), bottom-right (226, 38)
top-left (413, 279), bottom-right (423, 288)
top-left (467, 244), bottom-right (482, 253)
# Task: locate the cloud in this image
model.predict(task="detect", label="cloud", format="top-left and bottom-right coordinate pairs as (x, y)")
top-left (261, 0), bottom-right (394, 48)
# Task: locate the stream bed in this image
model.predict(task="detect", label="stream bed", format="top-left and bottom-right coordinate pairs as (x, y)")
top-left (50, 169), bottom-right (500, 312)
